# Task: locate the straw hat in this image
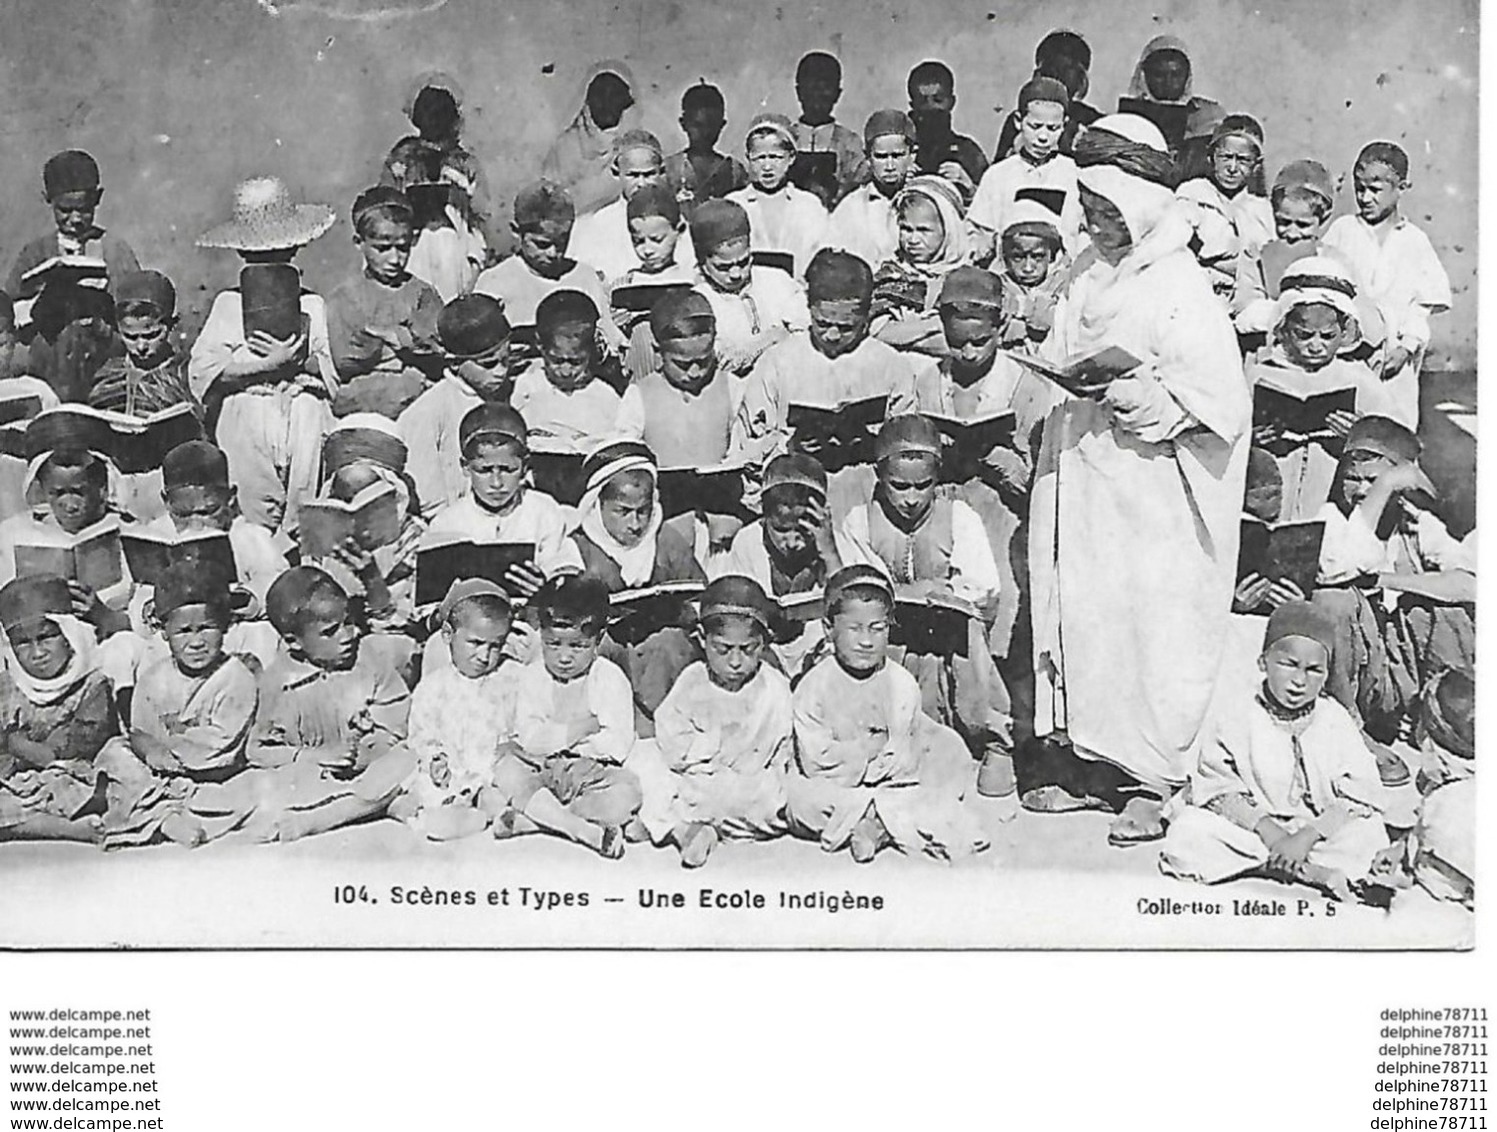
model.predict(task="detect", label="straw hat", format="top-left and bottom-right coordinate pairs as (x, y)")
top-left (197, 176), bottom-right (336, 252)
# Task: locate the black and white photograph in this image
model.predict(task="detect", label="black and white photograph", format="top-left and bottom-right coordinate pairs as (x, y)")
top-left (0, 0), bottom-right (1479, 960)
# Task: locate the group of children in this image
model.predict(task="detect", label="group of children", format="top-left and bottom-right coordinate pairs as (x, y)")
top-left (0, 32), bottom-right (1472, 911)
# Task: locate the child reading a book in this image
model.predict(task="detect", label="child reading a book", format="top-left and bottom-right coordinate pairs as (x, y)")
top-left (570, 441), bottom-right (704, 727)
top-left (326, 187), bottom-right (444, 420)
top-left (627, 574), bottom-right (793, 866)
top-left (726, 114), bottom-right (829, 278)
top-left (790, 52), bottom-right (868, 208)
top-left (569, 130), bottom-right (696, 283)
top-left (189, 176), bottom-right (339, 536)
top-left (689, 200), bottom-right (809, 378)
top-left (609, 185), bottom-right (694, 373)
top-left (1322, 142), bottom-right (1452, 429)
top-left (1160, 601), bottom-right (1389, 903)
top-left (398, 294), bottom-right (513, 518)
top-left (838, 414), bottom-right (1014, 802)
top-left (664, 81), bottom-right (750, 217)
top-left (93, 562), bottom-right (259, 848)
top-left (236, 565), bottom-right (415, 843)
top-left (786, 564), bottom-right (988, 862)
top-left (871, 175), bottom-right (975, 355)
top-left (422, 402), bottom-right (583, 594)
top-left (995, 195), bottom-right (1070, 352)
top-left (510, 290), bottom-right (644, 452)
top-left (823, 111), bottom-right (918, 270)
top-left (970, 78), bottom-right (1083, 255)
top-left (712, 452), bottom-right (850, 680)
top-left (1311, 417), bottom-right (1474, 746)
top-left (495, 574), bottom-right (640, 857)
top-left (1176, 115), bottom-right (1275, 298)
top-left (735, 249), bottom-right (916, 517)
top-left (0, 575), bottom-right (114, 844)
top-left (471, 180), bottom-right (613, 338)
top-left (391, 579), bottom-right (516, 841)
top-left (1248, 258), bottom-right (1372, 521)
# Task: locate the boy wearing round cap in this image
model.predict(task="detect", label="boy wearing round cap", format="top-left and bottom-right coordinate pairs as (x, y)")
top-left (1160, 600), bottom-right (1389, 903)
top-left (995, 193), bottom-right (1071, 351)
top-left (325, 187), bottom-right (444, 420)
top-left (570, 130), bottom-right (697, 284)
top-left (398, 293), bottom-right (514, 519)
top-left (787, 564), bottom-right (988, 862)
top-left (993, 31), bottom-right (1101, 162)
top-left (971, 77), bottom-right (1084, 256)
top-left (1311, 416), bottom-right (1473, 745)
top-left (627, 574), bottom-right (793, 866)
top-left (1176, 114), bottom-right (1275, 299)
top-left (665, 81), bottom-right (750, 217)
top-left (93, 561), bottom-right (258, 848)
top-left (822, 110), bottom-right (918, 269)
top-left (473, 180), bottom-right (614, 338)
top-left (189, 175), bottom-right (339, 537)
top-left (0, 574), bottom-right (116, 845)
top-left (726, 113), bottom-right (828, 280)
top-left (689, 199), bottom-right (809, 378)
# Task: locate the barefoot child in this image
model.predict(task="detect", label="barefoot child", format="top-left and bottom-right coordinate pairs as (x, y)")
top-left (786, 564), bottom-right (987, 862)
top-left (94, 562), bottom-right (258, 848)
top-left (629, 575), bottom-right (793, 866)
top-left (1160, 601), bottom-right (1389, 902)
top-left (189, 176), bottom-right (339, 535)
top-left (495, 574), bottom-right (641, 856)
top-left (0, 575), bottom-right (115, 844)
top-left (391, 579), bottom-right (517, 841)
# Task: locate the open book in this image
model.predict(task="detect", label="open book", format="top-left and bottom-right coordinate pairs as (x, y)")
top-left (0, 392), bottom-right (45, 430)
top-left (240, 263), bottom-right (303, 340)
top-left (751, 250), bottom-right (796, 276)
top-left (891, 587), bottom-right (979, 657)
top-left (526, 443), bottom-right (589, 507)
top-left (923, 410), bottom-right (1017, 456)
top-left (120, 528), bottom-right (237, 589)
top-left (1252, 365), bottom-right (1357, 440)
top-left (610, 282), bottom-right (694, 315)
top-left (414, 540), bottom-right (535, 606)
top-left (656, 461), bottom-right (747, 520)
top-left (1005, 346), bottom-right (1144, 398)
top-left (12, 516), bottom-right (123, 593)
top-left (297, 482), bottom-right (402, 560)
top-left (1237, 517), bottom-right (1325, 600)
top-left (607, 580), bottom-right (704, 634)
top-left (20, 255), bottom-right (109, 292)
top-left (786, 394), bottom-right (888, 470)
top-left (28, 403), bottom-right (202, 474)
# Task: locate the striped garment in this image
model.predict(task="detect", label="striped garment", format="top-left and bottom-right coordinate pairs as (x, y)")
top-left (87, 348), bottom-right (200, 419)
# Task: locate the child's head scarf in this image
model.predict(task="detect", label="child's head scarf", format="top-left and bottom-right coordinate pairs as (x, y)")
top-left (1126, 34), bottom-right (1195, 103)
top-left (0, 576), bottom-right (97, 707)
top-left (577, 440), bottom-right (661, 587)
top-left (1273, 256), bottom-right (1362, 347)
top-left (893, 175), bottom-right (972, 276)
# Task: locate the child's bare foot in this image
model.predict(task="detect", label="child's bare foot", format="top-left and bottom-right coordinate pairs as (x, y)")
top-left (677, 823), bottom-right (718, 869)
top-left (597, 825), bottom-right (625, 860)
top-left (849, 810), bottom-right (889, 864)
top-left (623, 816), bottom-right (651, 844)
top-left (160, 812), bottom-right (207, 848)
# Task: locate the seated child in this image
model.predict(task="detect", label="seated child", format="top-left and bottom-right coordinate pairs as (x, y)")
top-left (786, 564), bottom-right (988, 862)
top-left (822, 110), bottom-right (918, 269)
top-left (790, 52), bottom-right (869, 208)
top-left (1322, 142), bottom-right (1451, 429)
top-left (471, 180), bottom-right (613, 340)
top-left (570, 130), bottom-right (696, 282)
top-left (0, 575), bottom-right (115, 844)
top-left (735, 249), bottom-right (917, 517)
top-left (1247, 258), bottom-right (1375, 521)
top-left (628, 574), bottom-right (793, 866)
top-left (390, 579), bottom-right (517, 841)
top-left (838, 414), bottom-right (1012, 800)
top-left (1160, 601), bottom-right (1389, 903)
top-left (87, 270), bottom-right (204, 522)
top-left (189, 176), bottom-right (339, 535)
top-left (664, 80), bottom-right (750, 216)
top-left (496, 574), bottom-right (641, 856)
top-left (570, 441), bottom-right (705, 725)
top-left (234, 566), bottom-right (416, 843)
top-left (398, 293), bottom-right (513, 518)
top-left (689, 199), bottom-right (809, 378)
top-left (994, 194), bottom-right (1069, 351)
top-left (1310, 417), bottom-right (1474, 745)
top-left (510, 290), bottom-right (644, 451)
top-left (636, 290), bottom-right (742, 557)
top-left (1176, 114), bottom-right (1275, 299)
top-left (326, 187), bottom-right (444, 419)
top-left (1408, 667), bottom-right (1474, 794)
top-left (712, 452), bottom-right (851, 680)
top-left (970, 77), bottom-right (1084, 255)
top-left (423, 402), bottom-right (583, 593)
top-left (726, 114), bottom-right (829, 279)
top-left (871, 175), bottom-right (976, 354)
top-left (94, 562), bottom-right (259, 848)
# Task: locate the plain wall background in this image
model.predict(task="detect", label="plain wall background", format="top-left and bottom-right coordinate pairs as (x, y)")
top-left (0, 0), bottom-right (1478, 364)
